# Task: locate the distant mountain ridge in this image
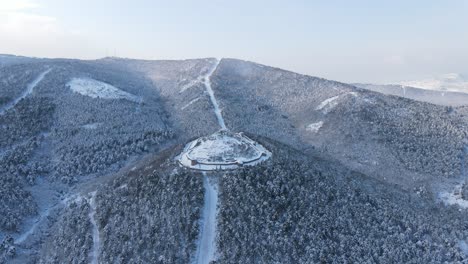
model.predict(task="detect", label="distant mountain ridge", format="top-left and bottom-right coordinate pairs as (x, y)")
top-left (354, 83), bottom-right (468, 107)
top-left (398, 73), bottom-right (468, 94)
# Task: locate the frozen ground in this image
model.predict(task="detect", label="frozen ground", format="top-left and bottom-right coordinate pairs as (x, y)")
top-left (67, 78), bottom-right (142, 103)
top-left (177, 130), bottom-right (271, 171)
top-left (193, 175), bottom-right (219, 264)
top-left (0, 68), bottom-right (51, 115)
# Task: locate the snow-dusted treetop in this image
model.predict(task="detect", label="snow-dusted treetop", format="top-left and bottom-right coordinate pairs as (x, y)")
top-left (67, 78), bottom-right (142, 103)
top-left (177, 130), bottom-right (271, 171)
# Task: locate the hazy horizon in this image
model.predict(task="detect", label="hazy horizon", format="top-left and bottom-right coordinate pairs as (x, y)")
top-left (1, 0), bottom-right (467, 83)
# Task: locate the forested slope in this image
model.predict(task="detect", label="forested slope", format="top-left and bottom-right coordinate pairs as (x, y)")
top-left (218, 140), bottom-right (468, 263)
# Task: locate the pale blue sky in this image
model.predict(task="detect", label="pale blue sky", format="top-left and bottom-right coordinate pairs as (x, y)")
top-left (0, 0), bottom-right (467, 83)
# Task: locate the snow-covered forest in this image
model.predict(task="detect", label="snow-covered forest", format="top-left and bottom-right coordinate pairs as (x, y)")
top-left (0, 56), bottom-right (467, 263)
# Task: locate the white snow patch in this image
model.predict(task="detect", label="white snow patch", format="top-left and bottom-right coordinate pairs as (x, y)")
top-left (116, 184), bottom-right (128, 190)
top-left (0, 68), bottom-right (51, 115)
top-left (439, 183), bottom-right (468, 209)
top-left (316, 92), bottom-right (358, 114)
top-left (182, 97), bottom-right (202, 110)
top-left (82, 123), bottom-right (101, 130)
top-left (177, 130), bottom-right (271, 171)
top-left (67, 78), bottom-right (142, 103)
top-left (316, 95), bottom-right (340, 111)
top-left (194, 175), bottom-right (219, 264)
top-left (306, 121), bottom-right (324, 133)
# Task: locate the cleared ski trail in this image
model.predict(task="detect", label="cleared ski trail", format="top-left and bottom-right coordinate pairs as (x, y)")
top-left (204, 59), bottom-right (227, 130)
top-left (194, 175), bottom-right (219, 264)
top-left (463, 144), bottom-right (467, 179)
top-left (15, 206), bottom-right (52, 244)
top-left (87, 191), bottom-right (100, 264)
top-left (0, 68), bottom-right (51, 115)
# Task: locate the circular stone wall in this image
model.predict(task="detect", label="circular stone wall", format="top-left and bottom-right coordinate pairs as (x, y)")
top-left (177, 130), bottom-right (271, 170)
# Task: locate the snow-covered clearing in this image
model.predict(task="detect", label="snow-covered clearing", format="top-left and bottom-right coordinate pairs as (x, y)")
top-left (204, 59), bottom-right (227, 130)
top-left (87, 191), bottom-right (100, 264)
top-left (316, 92), bottom-right (358, 113)
top-left (67, 78), bottom-right (142, 103)
top-left (182, 97), bottom-right (202, 110)
top-left (194, 175), bottom-right (219, 264)
top-left (0, 68), bottom-right (51, 115)
top-left (306, 121), bottom-right (324, 133)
